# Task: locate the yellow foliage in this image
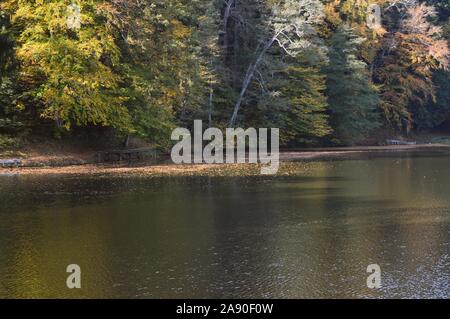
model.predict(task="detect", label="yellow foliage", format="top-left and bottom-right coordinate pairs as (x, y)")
top-left (171, 19), bottom-right (191, 39)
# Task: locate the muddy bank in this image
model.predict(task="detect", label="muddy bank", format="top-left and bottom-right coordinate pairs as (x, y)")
top-left (1, 144), bottom-right (449, 176)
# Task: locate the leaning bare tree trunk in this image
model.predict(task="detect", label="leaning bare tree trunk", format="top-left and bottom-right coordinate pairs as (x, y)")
top-left (223, 0), bottom-right (234, 51)
top-left (229, 34), bottom-right (279, 127)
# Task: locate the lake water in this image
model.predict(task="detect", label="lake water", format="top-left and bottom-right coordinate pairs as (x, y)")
top-left (0, 150), bottom-right (449, 298)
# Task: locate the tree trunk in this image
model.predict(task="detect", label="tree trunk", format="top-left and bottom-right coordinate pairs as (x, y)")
top-left (229, 34), bottom-right (279, 127)
top-left (223, 0), bottom-right (234, 53)
top-left (124, 135), bottom-right (130, 148)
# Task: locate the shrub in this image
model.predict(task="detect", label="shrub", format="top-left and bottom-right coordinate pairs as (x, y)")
top-left (0, 134), bottom-right (21, 151)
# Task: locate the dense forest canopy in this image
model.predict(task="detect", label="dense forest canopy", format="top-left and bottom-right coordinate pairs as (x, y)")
top-left (0, 0), bottom-right (449, 149)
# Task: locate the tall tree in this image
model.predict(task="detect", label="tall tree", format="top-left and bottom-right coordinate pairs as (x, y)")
top-left (104, 0), bottom-right (215, 146)
top-left (2, 0), bottom-right (133, 133)
top-left (228, 0), bottom-right (326, 127)
top-left (0, 7), bottom-right (23, 138)
top-left (374, 1), bottom-right (449, 131)
top-left (325, 26), bottom-right (381, 145)
top-left (270, 55), bottom-right (332, 146)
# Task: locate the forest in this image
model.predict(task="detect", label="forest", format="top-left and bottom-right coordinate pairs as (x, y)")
top-left (0, 0), bottom-right (449, 151)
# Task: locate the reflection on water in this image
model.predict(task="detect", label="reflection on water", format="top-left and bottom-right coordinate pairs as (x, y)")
top-left (0, 151), bottom-right (449, 298)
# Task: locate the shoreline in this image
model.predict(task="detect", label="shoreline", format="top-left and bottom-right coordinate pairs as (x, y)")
top-left (1, 144), bottom-right (449, 176)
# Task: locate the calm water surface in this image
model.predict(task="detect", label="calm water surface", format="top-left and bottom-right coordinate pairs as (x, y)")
top-left (0, 151), bottom-right (449, 298)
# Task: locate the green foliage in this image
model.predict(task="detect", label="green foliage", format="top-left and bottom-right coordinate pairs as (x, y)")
top-left (5, 0), bottom-right (133, 132)
top-left (0, 0), bottom-right (449, 149)
top-left (104, 0), bottom-right (213, 146)
top-left (259, 56), bottom-right (332, 146)
top-left (417, 70), bottom-right (450, 130)
top-left (0, 134), bottom-right (21, 150)
top-left (325, 26), bottom-right (381, 145)
top-left (0, 7), bottom-right (24, 136)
